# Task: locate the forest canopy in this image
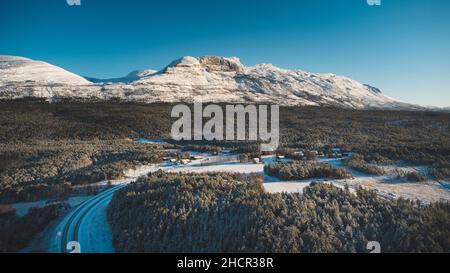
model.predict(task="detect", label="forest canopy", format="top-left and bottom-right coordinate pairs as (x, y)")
top-left (108, 172), bottom-right (450, 253)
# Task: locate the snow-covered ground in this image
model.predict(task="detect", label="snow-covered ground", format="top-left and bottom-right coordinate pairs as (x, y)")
top-left (159, 153), bottom-right (446, 203)
top-left (264, 182), bottom-right (311, 194)
top-left (168, 162), bottom-right (264, 174)
top-left (315, 156), bottom-right (445, 201)
top-left (16, 149), bottom-right (448, 253)
top-left (123, 153), bottom-right (450, 203)
top-left (264, 181), bottom-right (355, 194)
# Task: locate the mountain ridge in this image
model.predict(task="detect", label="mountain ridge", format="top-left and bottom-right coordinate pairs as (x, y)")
top-left (0, 55), bottom-right (421, 110)
top-left (84, 69), bottom-right (158, 83)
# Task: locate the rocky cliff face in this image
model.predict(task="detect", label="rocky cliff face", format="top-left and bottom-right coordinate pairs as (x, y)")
top-left (0, 55), bottom-right (416, 109)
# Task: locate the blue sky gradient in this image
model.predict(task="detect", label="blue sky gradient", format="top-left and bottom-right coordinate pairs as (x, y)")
top-left (0, 0), bottom-right (449, 106)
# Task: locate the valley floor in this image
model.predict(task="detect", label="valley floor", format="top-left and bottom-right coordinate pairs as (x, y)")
top-left (1, 101), bottom-right (449, 253)
top-left (14, 148), bottom-right (449, 253)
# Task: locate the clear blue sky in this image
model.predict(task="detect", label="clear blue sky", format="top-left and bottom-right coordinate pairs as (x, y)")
top-left (0, 0), bottom-right (449, 107)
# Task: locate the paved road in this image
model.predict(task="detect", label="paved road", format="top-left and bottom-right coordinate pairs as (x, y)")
top-left (47, 154), bottom-right (245, 253)
top-left (49, 184), bottom-right (126, 253)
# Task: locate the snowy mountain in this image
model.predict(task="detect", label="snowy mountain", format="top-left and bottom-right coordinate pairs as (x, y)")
top-left (85, 69), bottom-right (158, 83)
top-left (0, 55), bottom-right (418, 109)
top-left (0, 56), bottom-right (90, 85)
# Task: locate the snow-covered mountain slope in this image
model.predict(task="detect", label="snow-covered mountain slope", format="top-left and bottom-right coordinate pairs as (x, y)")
top-left (85, 69), bottom-right (158, 83)
top-left (0, 56), bottom-right (91, 85)
top-left (0, 56), bottom-right (93, 99)
top-left (0, 55), bottom-right (419, 109)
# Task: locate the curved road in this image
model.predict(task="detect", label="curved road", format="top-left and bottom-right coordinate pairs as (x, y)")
top-left (47, 155), bottom-right (243, 253)
top-left (49, 184), bottom-right (126, 253)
